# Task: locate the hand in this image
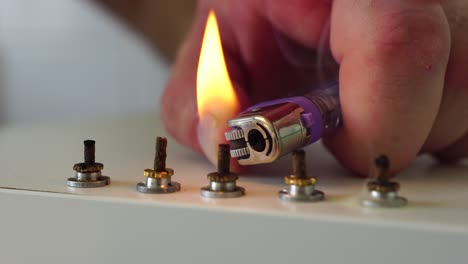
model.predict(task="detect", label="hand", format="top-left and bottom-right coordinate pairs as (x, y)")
top-left (161, 0), bottom-right (468, 176)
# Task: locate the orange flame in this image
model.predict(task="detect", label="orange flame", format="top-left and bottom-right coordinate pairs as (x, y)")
top-left (197, 10), bottom-right (238, 119)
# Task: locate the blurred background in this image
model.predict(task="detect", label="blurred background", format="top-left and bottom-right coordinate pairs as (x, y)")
top-left (0, 0), bottom-right (195, 126)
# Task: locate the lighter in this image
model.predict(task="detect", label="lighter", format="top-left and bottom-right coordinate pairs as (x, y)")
top-left (225, 81), bottom-right (341, 165)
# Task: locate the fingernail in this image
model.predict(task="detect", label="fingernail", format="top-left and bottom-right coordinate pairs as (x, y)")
top-left (197, 113), bottom-right (225, 166)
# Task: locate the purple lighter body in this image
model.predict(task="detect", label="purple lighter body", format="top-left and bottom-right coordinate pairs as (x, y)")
top-left (226, 81), bottom-right (341, 165)
top-left (243, 96), bottom-right (324, 145)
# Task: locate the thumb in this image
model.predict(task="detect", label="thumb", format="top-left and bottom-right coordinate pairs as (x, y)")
top-left (160, 6), bottom-right (247, 166)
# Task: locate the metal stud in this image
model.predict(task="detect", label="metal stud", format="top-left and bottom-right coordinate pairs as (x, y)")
top-left (200, 144), bottom-right (245, 198)
top-left (136, 137), bottom-right (180, 194)
top-left (278, 149), bottom-right (324, 202)
top-left (360, 155), bottom-right (407, 208)
top-left (67, 140), bottom-right (110, 188)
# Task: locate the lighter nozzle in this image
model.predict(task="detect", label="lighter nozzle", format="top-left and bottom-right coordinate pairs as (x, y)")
top-left (225, 101), bottom-right (310, 165)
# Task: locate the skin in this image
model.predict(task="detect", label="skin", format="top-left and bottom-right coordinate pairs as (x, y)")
top-left (154, 0), bottom-right (467, 176)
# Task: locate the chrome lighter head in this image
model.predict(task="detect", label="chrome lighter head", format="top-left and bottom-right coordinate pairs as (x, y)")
top-left (225, 102), bottom-right (310, 165)
top-left (226, 83), bottom-right (341, 165)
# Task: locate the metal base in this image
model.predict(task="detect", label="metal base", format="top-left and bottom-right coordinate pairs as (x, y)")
top-left (360, 190), bottom-right (407, 208)
top-left (136, 181), bottom-right (181, 194)
top-left (200, 186), bottom-right (245, 198)
top-left (67, 176), bottom-right (110, 188)
top-left (278, 189), bottom-right (325, 202)
top-left (278, 185), bottom-right (324, 202)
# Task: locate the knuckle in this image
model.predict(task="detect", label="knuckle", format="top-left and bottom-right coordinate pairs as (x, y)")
top-left (371, 9), bottom-right (450, 67)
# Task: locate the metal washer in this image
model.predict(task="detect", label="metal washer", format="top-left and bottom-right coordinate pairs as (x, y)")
top-left (67, 176), bottom-right (111, 188)
top-left (278, 189), bottom-right (325, 202)
top-left (200, 186), bottom-right (245, 198)
top-left (136, 181), bottom-right (181, 194)
top-left (360, 191), bottom-right (407, 208)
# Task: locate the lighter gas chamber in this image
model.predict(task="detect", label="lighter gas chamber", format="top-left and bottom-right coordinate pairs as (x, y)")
top-left (225, 82), bottom-right (341, 165)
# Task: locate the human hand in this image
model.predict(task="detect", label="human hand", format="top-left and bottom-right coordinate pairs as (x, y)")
top-left (161, 0), bottom-right (468, 176)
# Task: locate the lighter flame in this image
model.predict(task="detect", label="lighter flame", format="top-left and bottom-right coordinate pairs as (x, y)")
top-left (197, 10), bottom-right (238, 118)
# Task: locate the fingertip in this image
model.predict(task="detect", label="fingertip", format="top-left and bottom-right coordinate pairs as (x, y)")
top-left (327, 1), bottom-right (448, 178)
top-left (432, 132), bottom-right (468, 163)
top-left (196, 112), bottom-right (249, 173)
top-left (230, 159), bottom-right (246, 174)
top-left (322, 134), bottom-right (369, 177)
top-left (160, 77), bottom-right (201, 152)
top-left (323, 133), bottom-right (413, 178)
top-left (196, 85), bottom-right (247, 167)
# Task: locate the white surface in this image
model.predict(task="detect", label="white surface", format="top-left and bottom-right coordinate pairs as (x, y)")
top-left (0, 113), bottom-right (467, 263)
top-left (0, 0), bottom-right (168, 125)
top-left (4, 2), bottom-right (466, 263)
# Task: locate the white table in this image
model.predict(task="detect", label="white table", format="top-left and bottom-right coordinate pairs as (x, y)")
top-left (0, 113), bottom-right (467, 264)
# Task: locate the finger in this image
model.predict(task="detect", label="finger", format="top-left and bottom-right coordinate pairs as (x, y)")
top-left (421, 1), bottom-right (468, 152)
top-left (261, 0), bottom-right (331, 48)
top-left (161, 3), bottom-right (248, 157)
top-left (433, 131), bottom-right (468, 162)
top-left (324, 0), bottom-right (450, 176)
top-left (162, 0), bottom-right (332, 166)
top-left (249, 0), bottom-right (335, 98)
top-left (212, 0), bottom-right (333, 103)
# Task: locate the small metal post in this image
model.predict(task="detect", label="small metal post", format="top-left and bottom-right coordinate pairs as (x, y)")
top-left (67, 140), bottom-right (110, 188)
top-left (200, 144), bottom-right (245, 198)
top-left (360, 155), bottom-right (407, 208)
top-left (278, 149), bottom-right (324, 202)
top-left (136, 137), bottom-right (180, 194)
